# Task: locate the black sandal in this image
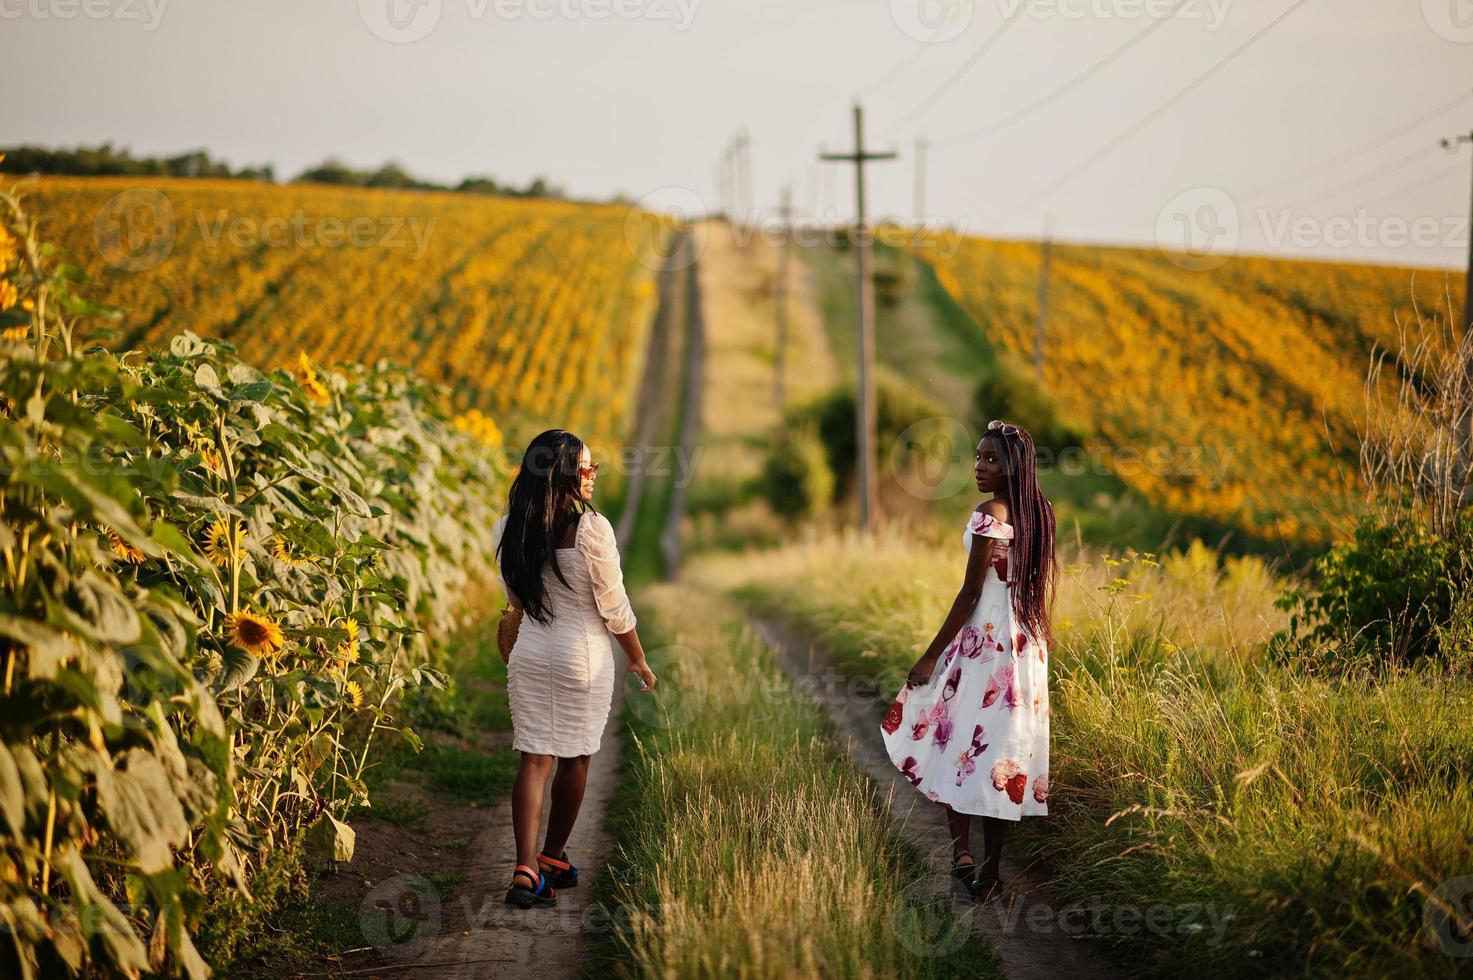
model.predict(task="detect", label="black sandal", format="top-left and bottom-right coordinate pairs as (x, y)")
top-left (504, 864), bottom-right (557, 909)
top-left (972, 870), bottom-right (1005, 901)
top-left (951, 851), bottom-right (978, 894)
top-left (537, 849), bottom-right (579, 889)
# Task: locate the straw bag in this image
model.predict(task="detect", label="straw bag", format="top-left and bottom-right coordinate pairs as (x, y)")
top-left (496, 605), bottom-right (523, 664)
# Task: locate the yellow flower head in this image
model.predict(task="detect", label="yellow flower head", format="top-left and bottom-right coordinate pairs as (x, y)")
top-left (333, 616), bottom-right (360, 670)
top-left (0, 280), bottom-right (17, 312)
top-left (2, 325), bottom-right (26, 343)
top-left (303, 376), bottom-right (331, 407)
top-left (271, 534), bottom-right (306, 566)
top-left (343, 679), bottom-right (364, 709)
top-left (203, 518), bottom-right (245, 568)
top-left (108, 531), bottom-right (146, 565)
top-left (224, 610), bottom-right (285, 658)
top-left (197, 443), bottom-right (223, 475)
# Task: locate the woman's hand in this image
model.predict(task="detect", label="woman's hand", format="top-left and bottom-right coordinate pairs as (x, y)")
top-left (906, 653), bottom-right (939, 688)
top-left (628, 657), bottom-right (658, 692)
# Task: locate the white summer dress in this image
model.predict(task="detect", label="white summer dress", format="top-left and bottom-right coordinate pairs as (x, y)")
top-left (878, 509), bottom-right (1050, 819)
top-left (491, 510), bottom-right (637, 757)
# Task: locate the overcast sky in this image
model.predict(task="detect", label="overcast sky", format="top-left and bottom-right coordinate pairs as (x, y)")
top-left (3, 0), bottom-right (1470, 266)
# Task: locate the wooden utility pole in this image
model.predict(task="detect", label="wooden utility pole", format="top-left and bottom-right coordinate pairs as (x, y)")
top-left (734, 127), bottom-right (752, 229)
top-left (913, 136), bottom-right (928, 223)
top-left (1034, 217), bottom-right (1053, 383)
top-left (775, 185), bottom-right (793, 413)
top-left (821, 103), bottom-right (898, 531)
top-left (1441, 130), bottom-right (1473, 508)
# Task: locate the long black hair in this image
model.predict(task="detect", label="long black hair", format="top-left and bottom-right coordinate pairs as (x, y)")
top-left (986, 421), bottom-right (1057, 644)
top-left (497, 429), bottom-right (593, 626)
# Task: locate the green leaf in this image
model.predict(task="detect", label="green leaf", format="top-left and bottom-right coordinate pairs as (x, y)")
top-left (307, 811), bottom-right (356, 863)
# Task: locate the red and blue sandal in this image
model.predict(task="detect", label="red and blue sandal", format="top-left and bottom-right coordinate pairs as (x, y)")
top-left (504, 864), bottom-right (556, 909)
top-left (536, 849), bottom-right (579, 889)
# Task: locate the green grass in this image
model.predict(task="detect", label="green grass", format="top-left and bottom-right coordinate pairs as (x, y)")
top-left (692, 532), bottom-right (1473, 977)
top-left (597, 582), bottom-right (1003, 979)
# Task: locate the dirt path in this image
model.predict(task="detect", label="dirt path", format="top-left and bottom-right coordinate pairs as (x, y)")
top-left (355, 237), bottom-right (701, 979)
top-left (750, 615), bottom-right (1127, 980)
top-left (381, 671), bottom-right (627, 979)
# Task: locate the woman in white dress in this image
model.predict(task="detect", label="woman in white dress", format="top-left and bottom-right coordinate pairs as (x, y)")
top-left (492, 429), bottom-right (657, 909)
top-left (879, 420), bottom-right (1057, 900)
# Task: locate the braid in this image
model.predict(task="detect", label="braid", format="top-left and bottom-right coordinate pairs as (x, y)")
top-left (996, 424), bottom-right (1057, 644)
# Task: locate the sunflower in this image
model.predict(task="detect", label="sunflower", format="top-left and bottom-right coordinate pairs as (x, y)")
top-left (343, 679), bottom-right (364, 709)
top-left (332, 617), bottom-right (360, 671)
top-left (196, 443), bottom-right (223, 475)
top-left (2, 325), bottom-right (26, 343)
top-left (108, 531), bottom-right (146, 565)
top-left (303, 375), bottom-right (331, 407)
top-left (0, 280), bottom-right (17, 313)
top-left (202, 518), bottom-right (244, 567)
top-left (223, 610), bottom-right (284, 657)
top-left (271, 534), bottom-right (306, 566)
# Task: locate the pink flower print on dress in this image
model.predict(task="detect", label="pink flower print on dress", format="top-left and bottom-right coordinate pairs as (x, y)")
top-left (900, 756), bottom-right (922, 787)
top-left (969, 512), bottom-right (1013, 538)
top-left (999, 662), bottom-right (1021, 710)
top-left (991, 758), bottom-right (1027, 804)
top-left (1033, 773), bottom-right (1050, 803)
top-left (932, 701), bottom-right (955, 752)
top-left (954, 724), bottom-right (990, 786)
top-left (957, 626), bottom-right (982, 659)
top-left (926, 789), bottom-right (941, 801)
top-left (980, 661), bottom-right (1018, 709)
top-left (1014, 632), bottom-right (1028, 659)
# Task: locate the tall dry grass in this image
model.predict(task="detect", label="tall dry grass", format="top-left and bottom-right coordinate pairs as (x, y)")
top-left (692, 529), bottom-right (1473, 977)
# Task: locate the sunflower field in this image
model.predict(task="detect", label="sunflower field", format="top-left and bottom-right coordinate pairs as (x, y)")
top-left (915, 234), bottom-right (1467, 546)
top-left (23, 175), bottom-right (669, 448)
top-left (0, 179), bottom-right (510, 978)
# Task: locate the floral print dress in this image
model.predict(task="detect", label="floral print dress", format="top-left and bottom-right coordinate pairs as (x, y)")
top-left (879, 509), bottom-right (1050, 819)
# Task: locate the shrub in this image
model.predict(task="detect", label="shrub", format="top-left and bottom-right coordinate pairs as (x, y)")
top-left (1271, 509), bottom-right (1473, 672)
top-left (758, 423), bottom-right (834, 521)
top-left (970, 355), bottom-right (1082, 452)
top-left (785, 372), bottom-right (948, 503)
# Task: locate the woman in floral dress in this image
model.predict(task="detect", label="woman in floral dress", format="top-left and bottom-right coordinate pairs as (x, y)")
top-left (879, 420), bottom-right (1057, 899)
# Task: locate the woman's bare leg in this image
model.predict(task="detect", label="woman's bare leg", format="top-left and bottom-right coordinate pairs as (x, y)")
top-left (979, 815), bottom-right (1009, 880)
top-left (512, 753), bottom-right (556, 873)
top-left (541, 754), bottom-right (591, 857)
top-left (943, 803), bottom-right (972, 860)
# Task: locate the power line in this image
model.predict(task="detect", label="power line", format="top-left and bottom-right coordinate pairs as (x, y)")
top-left (933, 0), bottom-right (1191, 147)
top-left (1359, 160), bottom-right (1465, 212)
top-left (857, 5), bottom-right (972, 101)
top-left (996, 0), bottom-right (1313, 226)
top-left (1270, 142), bottom-right (1441, 212)
top-left (1252, 87), bottom-right (1473, 196)
top-left (881, 8), bottom-right (1022, 138)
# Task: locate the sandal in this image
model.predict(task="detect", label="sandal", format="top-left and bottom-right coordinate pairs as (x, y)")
top-left (504, 864), bottom-right (557, 909)
top-left (972, 870), bottom-right (1005, 902)
top-left (951, 851), bottom-right (979, 897)
top-left (537, 849), bottom-right (580, 889)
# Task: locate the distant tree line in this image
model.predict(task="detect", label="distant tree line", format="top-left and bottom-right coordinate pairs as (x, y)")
top-left (0, 143), bottom-right (564, 199)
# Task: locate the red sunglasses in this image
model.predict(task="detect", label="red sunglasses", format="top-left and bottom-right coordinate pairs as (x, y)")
top-left (578, 462), bottom-right (600, 479)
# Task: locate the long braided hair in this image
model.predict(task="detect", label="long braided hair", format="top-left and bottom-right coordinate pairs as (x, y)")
top-left (497, 429), bottom-right (593, 626)
top-left (986, 421), bottom-right (1057, 644)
